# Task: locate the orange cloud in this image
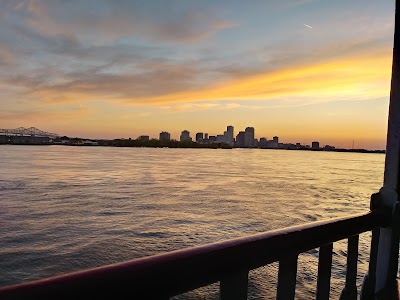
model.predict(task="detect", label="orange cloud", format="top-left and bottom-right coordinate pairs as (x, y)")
top-left (16, 46), bottom-right (391, 110)
top-left (131, 49), bottom-right (392, 105)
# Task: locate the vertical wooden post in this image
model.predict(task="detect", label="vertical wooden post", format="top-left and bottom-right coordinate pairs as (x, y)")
top-left (220, 271), bottom-right (249, 300)
top-left (276, 255), bottom-right (298, 300)
top-left (316, 243), bottom-right (333, 300)
top-left (340, 235), bottom-right (359, 300)
top-left (361, 229), bottom-right (380, 299)
top-left (374, 0), bottom-right (400, 295)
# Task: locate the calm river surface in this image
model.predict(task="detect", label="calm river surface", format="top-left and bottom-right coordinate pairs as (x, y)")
top-left (0, 145), bottom-right (385, 299)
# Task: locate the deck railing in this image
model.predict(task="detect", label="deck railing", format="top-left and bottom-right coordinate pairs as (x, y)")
top-left (2, 1), bottom-right (400, 299)
top-left (0, 208), bottom-right (390, 300)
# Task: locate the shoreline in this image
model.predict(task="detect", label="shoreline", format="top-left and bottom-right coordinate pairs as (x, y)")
top-left (0, 143), bottom-right (385, 154)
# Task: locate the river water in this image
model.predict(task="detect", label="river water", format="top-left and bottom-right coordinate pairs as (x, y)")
top-left (0, 145), bottom-right (385, 299)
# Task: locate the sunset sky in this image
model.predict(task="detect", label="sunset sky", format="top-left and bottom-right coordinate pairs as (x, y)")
top-left (0, 0), bottom-right (396, 149)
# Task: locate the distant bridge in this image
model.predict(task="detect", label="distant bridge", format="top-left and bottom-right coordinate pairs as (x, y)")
top-left (0, 127), bottom-right (60, 138)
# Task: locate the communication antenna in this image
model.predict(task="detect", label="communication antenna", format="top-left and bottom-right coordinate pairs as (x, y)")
top-left (352, 139), bottom-right (354, 149)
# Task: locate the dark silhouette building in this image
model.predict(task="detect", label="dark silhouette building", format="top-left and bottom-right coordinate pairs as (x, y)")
top-left (180, 130), bottom-right (192, 142)
top-left (159, 131), bottom-right (171, 141)
top-left (236, 131), bottom-right (245, 147)
top-left (312, 141), bottom-right (320, 149)
top-left (208, 135), bottom-right (216, 143)
top-left (259, 137), bottom-right (268, 148)
top-left (226, 126), bottom-right (234, 145)
top-left (196, 132), bottom-right (204, 143)
top-left (244, 127), bottom-right (255, 148)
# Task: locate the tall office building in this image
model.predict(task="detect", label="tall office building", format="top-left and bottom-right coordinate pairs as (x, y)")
top-left (226, 126), bottom-right (234, 143)
top-left (244, 127), bottom-right (255, 148)
top-left (195, 132), bottom-right (204, 143)
top-left (271, 136), bottom-right (279, 149)
top-left (159, 131), bottom-right (171, 141)
top-left (236, 131), bottom-right (245, 147)
top-left (180, 130), bottom-right (192, 142)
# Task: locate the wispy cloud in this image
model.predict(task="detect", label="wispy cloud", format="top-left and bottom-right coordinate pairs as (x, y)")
top-left (11, 38), bottom-right (390, 107)
top-left (0, 0), bottom-right (393, 109)
top-left (4, 0), bottom-right (237, 44)
top-left (147, 49), bottom-right (389, 105)
top-left (2, 30), bottom-right (392, 108)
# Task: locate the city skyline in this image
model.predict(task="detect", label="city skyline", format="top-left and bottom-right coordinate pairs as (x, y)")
top-left (104, 124), bottom-right (382, 150)
top-left (148, 126), bottom-right (328, 149)
top-left (0, 124), bottom-right (384, 150)
top-left (0, 125), bottom-right (364, 151)
top-left (0, 1), bottom-right (395, 150)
